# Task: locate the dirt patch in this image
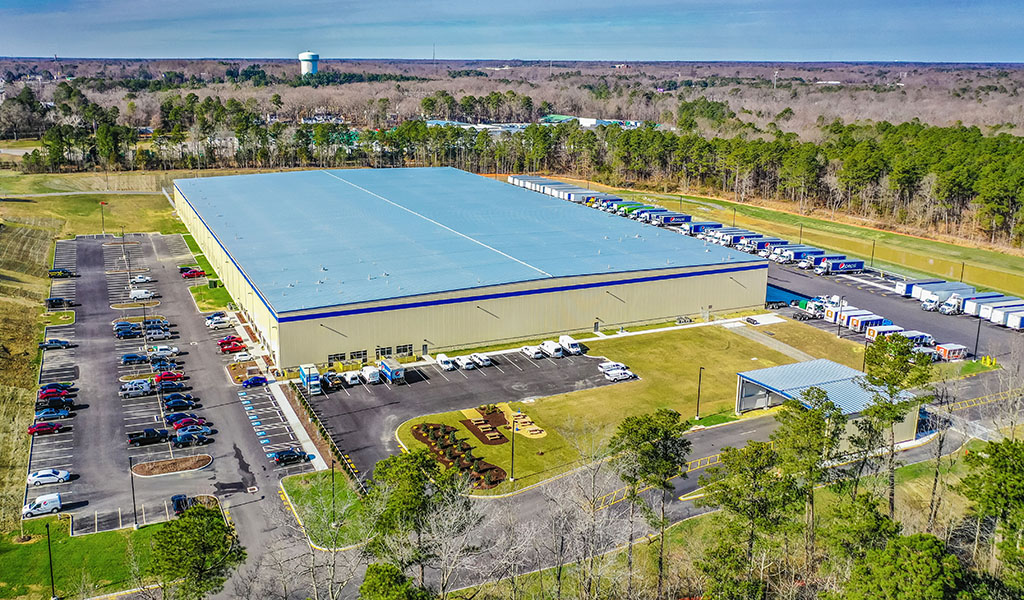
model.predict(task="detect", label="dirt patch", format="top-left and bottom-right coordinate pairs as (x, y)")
top-left (132, 454), bottom-right (211, 476)
top-left (410, 423), bottom-right (506, 488)
top-left (228, 360), bottom-right (258, 383)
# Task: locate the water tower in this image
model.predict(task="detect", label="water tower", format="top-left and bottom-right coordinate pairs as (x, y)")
top-left (299, 51), bottom-right (319, 75)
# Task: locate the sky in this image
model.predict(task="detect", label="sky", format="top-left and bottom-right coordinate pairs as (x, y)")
top-left (1, 0), bottom-right (1022, 62)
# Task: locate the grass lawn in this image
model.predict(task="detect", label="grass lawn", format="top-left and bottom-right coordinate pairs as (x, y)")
top-left (181, 233), bottom-right (202, 255)
top-left (192, 255), bottom-right (216, 277)
top-left (0, 168), bottom-right (297, 196)
top-left (758, 318), bottom-right (866, 370)
top-left (0, 192), bottom-right (185, 238)
top-left (0, 516), bottom-right (161, 599)
top-left (280, 471), bottom-right (366, 549)
top-left (38, 310), bottom-right (75, 327)
top-left (400, 325), bottom-right (796, 494)
top-left (188, 283), bottom-right (233, 312)
top-left (557, 177), bottom-right (1024, 297)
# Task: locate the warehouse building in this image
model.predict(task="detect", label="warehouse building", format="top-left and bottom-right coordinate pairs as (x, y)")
top-left (735, 359), bottom-right (919, 447)
top-left (174, 167), bottom-right (767, 368)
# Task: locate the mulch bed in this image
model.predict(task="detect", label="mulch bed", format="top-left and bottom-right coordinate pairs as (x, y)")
top-left (243, 324), bottom-right (257, 344)
top-left (460, 419), bottom-right (508, 445)
top-left (410, 423), bottom-right (507, 488)
top-left (132, 454), bottom-right (211, 476)
top-left (461, 405), bottom-right (510, 445)
top-left (228, 360), bottom-right (258, 383)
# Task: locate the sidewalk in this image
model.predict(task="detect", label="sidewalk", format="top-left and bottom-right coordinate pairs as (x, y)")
top-left (267, 380), bottom-right (329, 471)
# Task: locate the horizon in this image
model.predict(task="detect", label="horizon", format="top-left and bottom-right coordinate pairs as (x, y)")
top-left (2, 0), bottom-right (1022, 62)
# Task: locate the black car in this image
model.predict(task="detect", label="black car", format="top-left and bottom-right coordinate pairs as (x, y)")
top-left (157, 381), bottom-right (186, 393)
top-left (172, 433), bottom-right (210, 448)
top-left (164, 397), bottom-right (197, 410)
top-left (270, 448), bottom-right (311, 466)
top-left (116, 329), bottom-right (142, 339)
top-left (36, 396), bottom-right (74, 410)
top-left (170, 494), bottom-right (196, 516)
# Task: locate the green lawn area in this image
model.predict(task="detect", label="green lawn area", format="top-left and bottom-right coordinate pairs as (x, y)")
top-left (758, 318), bottom-right (866, 370)
top-left (0, 192), bottom-right (185, 238)
top-left (280, 471), bottom-right (366, 549)
top-left (181, 233), bottom-right (202, 255)
top-left (188, 283), bottom-right (233, 312)
top-left (38, 310), bottom-right (75, 327)
top-left (0, 516), bottom-right (161, 599)
top-left (558, 177), bottom-right (1024, 297)
top-left (400, 325), bottom-right (797, 494)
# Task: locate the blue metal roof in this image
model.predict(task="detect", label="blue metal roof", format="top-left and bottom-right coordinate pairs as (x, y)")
top-left (175, 167), bottom-right (762, 314)
top-left (737, 358), bottom-right (910, 415)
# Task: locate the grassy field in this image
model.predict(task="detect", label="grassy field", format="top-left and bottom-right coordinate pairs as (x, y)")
top-left (280, 471), bottom-right (366, 549)
top-left (399, 325), bottom-right (797, 494)
top-left (181, 233), bottom-right (202, 255)
top-left (1, 193), bottom-right (184, 238)
top-left (758, 318), bottom-right (866, 369)
top-left (559, 177), bottom-right (1024, 297)
top-left (0, 516), bottom-right (161, 599)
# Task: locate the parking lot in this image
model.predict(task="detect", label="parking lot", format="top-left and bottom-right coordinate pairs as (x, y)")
top-left (26, 233), bottom-right (315, 534)
top-left (303, 347), bottom-right (616, 481)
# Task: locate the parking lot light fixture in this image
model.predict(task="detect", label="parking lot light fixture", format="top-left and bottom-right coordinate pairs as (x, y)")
top-left (129, 456), bottom-right (138, 530)
top-left (46, 521), bottom-right (57, 600)
top-left (509, 412), bottom-right (517, 482)
top-left (695, 366), bottom-right (704, 420)
top-left (836, 296), bottom-right (845, 338)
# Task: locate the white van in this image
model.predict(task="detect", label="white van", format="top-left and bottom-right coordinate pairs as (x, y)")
top-left (342, 371), bottom-right (362, 385)
top-left (23, 493), bottom-right (62, 517)
top-left (435, 353), bottom-right (456, 371)
top-left (558, 335), bottom-right (582, 355)
top-left (455, 356), bottom-right (476, 369)
top-left (129, 289), bottom-right (155, 301)
top-left (469, 353), bottom-right (492, 367)
top-left (540, 340), bottom-right (563, 358)
top-left (520, 345), bottom-right (544, 359)
top-left (360, 366), bottom-right (381, 384)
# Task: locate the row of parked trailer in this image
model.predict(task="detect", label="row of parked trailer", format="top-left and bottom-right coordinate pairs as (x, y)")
top-left (506, 175), bottom-right (864, 276)
top-left (796, 295), bottom-right (969, 362)
top-left (896, 279), bottom-right (1024, 330)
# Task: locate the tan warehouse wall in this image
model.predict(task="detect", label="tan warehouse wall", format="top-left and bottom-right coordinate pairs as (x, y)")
top-left (276, 263), bottom-right (766, 366)
top-left (176, 186), bottom-right (766, 367)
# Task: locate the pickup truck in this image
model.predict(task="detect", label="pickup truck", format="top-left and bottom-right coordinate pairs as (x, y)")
top-left (128, 428), bottom-right (169, 447)
top-left (38, 339), bottom-right (72, 350)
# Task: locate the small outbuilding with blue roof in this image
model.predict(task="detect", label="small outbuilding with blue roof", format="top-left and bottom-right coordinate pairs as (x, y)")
top-left (735, 358), bottom-right (920, 446)
top-left (175, 167), bottom-right (767, 367)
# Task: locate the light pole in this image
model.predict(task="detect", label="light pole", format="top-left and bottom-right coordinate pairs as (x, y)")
top-left (974, 315), bottom-right (983, 359)
top-left (836, 296), bottom-right (846, 338)
top-left (509, 412), bottom-right (516, 482)
top-left (129, 456), bottom-right (138, 529)
top-left (870, 240), bottom-right (876, 267)
top-left (331, 458), bottom-right (336, 526)
top-left (100, 201), bottom-right (107, 235)
top-left (798, 224), bottom-right (803, 244)
top-left (862, 337), bottom-right (869, 371)
top-left (695, 366), bottom-right (705, 420)
top-left (45, 521), bottom-right (57, 600)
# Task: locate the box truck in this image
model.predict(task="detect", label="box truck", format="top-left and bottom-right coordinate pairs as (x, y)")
top-left (841, 309), bottom-right (873, 328)
top-left (559, 335), bottom-right (583, 355)
top-left (867, 325), bottom-right (904, 341)
top-left (918, 283), bottom-right (976, 305)
top-left (799, 254), bottom-right (845, 270)
top-left (721, 232), bottom-right (763, 247)
top-left (964, 296), bottom-right (1016, 317)
top-left (815, 259), bottom-right (865, 275)
top-left (299, 364), bottom-right (322, 395)
top-left (683, 222), bottom-right (723, 235)
top-left (653, 213), bottom-right (692, 226)
top-left (849, 314), bottom-right (888, 333)
top-left (378, 358), bottom-right (406, 384)
top-left (899, 330), bottom-right (935, 346)
top-left (825, 305), bottom-right (857, 324)
top-left (779, 247), bottom-right (825, 264)
top-left (937, 343), bottom-right (969, 361)
top-left (1005, 311), bottom-right (1024, 331)
top-left (895, 278), bottom-right (944, 297)
top-left (990, 304), bottom-right (1024, 325)
top-left (911, 281), bottom-right (962, 300)
top-left (746, 237), bottom-right (787, 252)
top-left (633, 207), bottom-right (668, 221)
top-left (938, 292), bottom-right (1002, 315)
top-left (980, 299), bottom-right (1024, 321)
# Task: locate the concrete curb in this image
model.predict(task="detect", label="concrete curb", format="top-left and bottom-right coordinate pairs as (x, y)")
top-left (131, 454), bottom-right (213, 478)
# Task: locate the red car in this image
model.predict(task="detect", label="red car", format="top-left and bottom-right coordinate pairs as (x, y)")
top-left (181, 269), bottom-right (206, 279)
top-left (217, 335), bottom-right (242, 346)
top-left (220, 342), bottom-right (245, 354)
top-left (172, 417), bottom-right (207, 430)
top-left (154, 371), bottom-right (184, 383)
top-left (28, 422), bottom-right (63, 436)
top-left (37, 388), bottom-right (69, 400)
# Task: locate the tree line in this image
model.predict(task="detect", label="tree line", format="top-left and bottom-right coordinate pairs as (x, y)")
top-left (6, 82), bottom-right (1024, 245)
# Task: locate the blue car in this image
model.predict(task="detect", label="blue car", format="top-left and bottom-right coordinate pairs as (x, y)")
top-left (164, 397), bottom-right (197, 410)
top-left (121, 353), bottom-right (149, 365)
top-left (177, 425), bottom-right (212, 436)
top-left (116, 329), bottom-right (142, 339)
top-left (242, 376), bottom-right (267, 388)
top-left (164, 412), bottom-right (200, 425)
top-left (151, 359), bottom-right (177, 371)
top-left (35, 408), bottom-right (71, 421)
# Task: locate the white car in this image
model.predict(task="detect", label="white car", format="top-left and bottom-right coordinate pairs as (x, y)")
top-left (131, 275), bottom-right (152, 284)
top-left (27, 469), bottom-right (70, 486)
top-left (454, 356), bottom-right (476, 369)
top-left (469, 353), bottom-right (492, 367)
top-left (604, 369), bottom-right (637, 382)
top-left (342, 371), bottom-right (361, 385)
top-left (232, 352), bottom-right (253, 362)
top-left (207, 319), bottom-right (231, 330)
top-left (598, 361), bottom-right (627, 373)
top-left (147, 345), bottom-right (180, 356)
top-left (520, 345), bottom-right (544, 359)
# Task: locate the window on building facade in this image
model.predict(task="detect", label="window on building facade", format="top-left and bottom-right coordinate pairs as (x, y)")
top-left (350, 349), bottom-right (367, 362)
top-left (327, 352), bottom-right (345, 363)
top-left (396, 344), bottom-right (413, 356)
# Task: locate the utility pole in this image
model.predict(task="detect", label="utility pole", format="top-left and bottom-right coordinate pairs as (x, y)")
top-left (836, 296), bottom-right (846, 338)
top-left (960, 261), bottom-right (965, 282)
top-left (46, 522), bottom-right (57, 600)
top-left (509, 412), bottom-right (516, 482)
top-left (695, 366), bottom-right (704, 420)
top-left (129, 456), bottom-right (139, 529)
top-left (974, 316), bottom-right (983, 359)
top-left (870, 240), bottom-right (876, 267)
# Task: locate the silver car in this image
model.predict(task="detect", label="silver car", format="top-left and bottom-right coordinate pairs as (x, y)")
top-left (27, 469), bottom-right (71, 486)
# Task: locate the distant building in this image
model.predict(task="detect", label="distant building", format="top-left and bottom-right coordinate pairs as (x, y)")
top-left (299, 52), bottom-right (319, 75)
top-left (540, 114), bottom-right (646, 130)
